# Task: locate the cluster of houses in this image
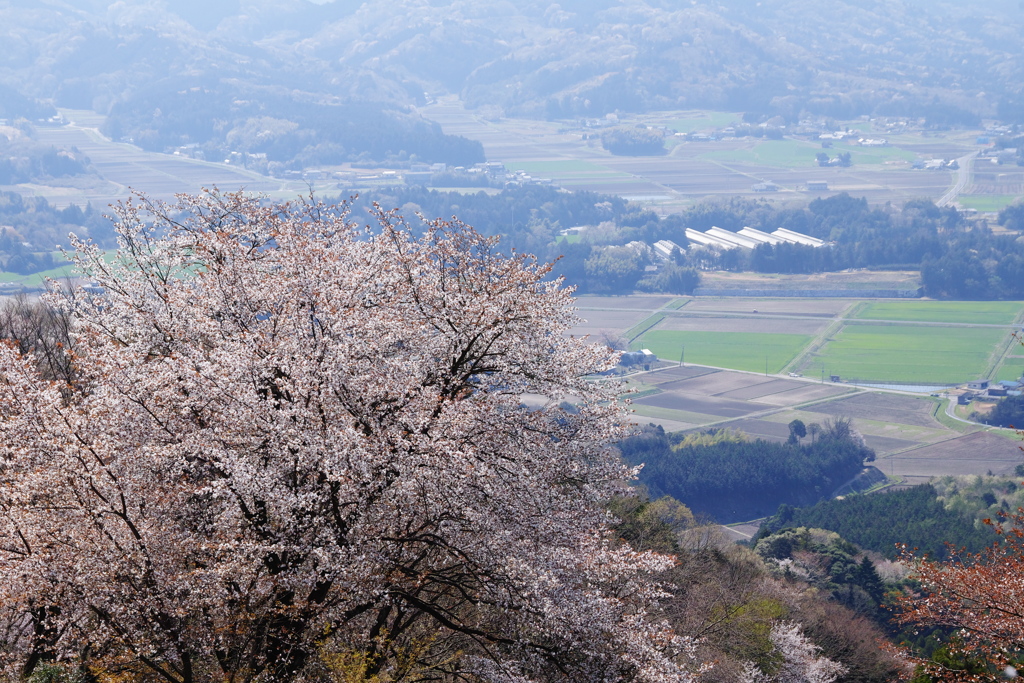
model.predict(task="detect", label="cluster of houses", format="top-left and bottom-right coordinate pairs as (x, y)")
top-left (959, 378), bottom-right (1024, 404)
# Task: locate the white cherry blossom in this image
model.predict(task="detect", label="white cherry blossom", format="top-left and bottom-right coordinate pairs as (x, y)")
top-left (0, 190), bottom-right (700, 683)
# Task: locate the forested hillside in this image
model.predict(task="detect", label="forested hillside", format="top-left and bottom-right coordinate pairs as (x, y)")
top-left (101, 85), bottom-right (484, 167)
top-left (0, 192), bottom-right (113, 274)
top-left (349, 187), bottom-right (1024, 299)
top-left (0, 1), bottom-right (1022, 163)
top-left (756, 485), bottom-right (1000, 560)
top-left (617, 421), bottom-right (873, 523)
top-left (757, 475), bottom-right (1024, 561)
top-left (611, 496), bottom-right (903, 683)
top-left (980, 395), bottom-right (1024, 428)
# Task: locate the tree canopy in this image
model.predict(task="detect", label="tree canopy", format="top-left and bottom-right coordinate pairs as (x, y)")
top-left (0, 191), bottom-right (698, 683)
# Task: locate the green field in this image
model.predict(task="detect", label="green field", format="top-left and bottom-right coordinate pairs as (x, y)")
top-left (957, 194), bottom-right (1024, 212)
top-left (0, 264), bottom-right (78, 287)
top-left (699, 139), bottom-right (916, 168)
top-left (828, 142), bottom-right (917, 166)
top-left (852, 300), bottom-right (1024, 325)
top-left (636, 330), bottom-right (813, 374)
top-left (809, 324), bottom-right (1009, 384)
top-left (995, 356), bottom-right (1024, 382)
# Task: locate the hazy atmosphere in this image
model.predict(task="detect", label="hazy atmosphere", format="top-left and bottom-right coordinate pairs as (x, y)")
top-left (2, 2), bottom-right (1024, 683)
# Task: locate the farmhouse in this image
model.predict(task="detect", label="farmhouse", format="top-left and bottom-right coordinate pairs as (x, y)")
top-left (967, 379), bottom-right (990, 390)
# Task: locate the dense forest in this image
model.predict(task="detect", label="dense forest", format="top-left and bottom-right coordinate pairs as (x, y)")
top-left (0, 139), bottom-right (92, 187)
top-left (600, 127), bottom-right (667, 156)
top-left (340, 185), bottom-right (702, 294)
top-left (0, 119), bottom-right (94, 186)
top-left (617, 421), bottom-right (874, 523)
top-left (755, 484), bottom-right (1000, 561)
top-left (103, 85), bottom-right (484, 167)
top-left (4, 178), bottom-right (1022, 302)
top-left (665, 194), bottom-right (1024, 299)
top-left (0, 84), bottom-right (55, 121)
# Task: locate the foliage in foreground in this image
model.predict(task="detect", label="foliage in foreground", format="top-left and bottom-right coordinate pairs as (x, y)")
top-left (897, 508), bottom-right (1024, 682)
top-left (0, 191), bottom-right (699, 682)
top-left (612, 497), bottom-right (903, 683)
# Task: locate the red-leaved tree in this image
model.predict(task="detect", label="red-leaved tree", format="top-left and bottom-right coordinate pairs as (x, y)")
top-left (0, 190), bottom-right (699, 683)
top-left (897, 509), bottom-right (1024, 682)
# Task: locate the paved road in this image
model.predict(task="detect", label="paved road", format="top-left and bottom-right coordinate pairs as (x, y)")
top-left (937, 150), bottom-right (978, 207)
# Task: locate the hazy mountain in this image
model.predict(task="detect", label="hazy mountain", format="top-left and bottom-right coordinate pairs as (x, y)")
top-left (1, 0), bottom-right (1023, 161)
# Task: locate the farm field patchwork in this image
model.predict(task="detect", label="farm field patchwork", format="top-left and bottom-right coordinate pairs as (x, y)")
top-left (889, 432), bottom-right (1024, 482)
top-left (421, 99), bottom-right (975, 208)
top-left (636, 330), bottom-right (813, 374)
top-left (698, 139), bottom-right (916, 169)
top-left (799, 392), bottom-right (944, 429)
top-left (620, 363), bottom-right (1024, 483)
top-left (504, 160), bottom-right (607, 173)
top-left (805, 323), bottom-right (1009, 384)
top-left (658, 315), bottom-right (828, 335)
top-left (851, 300), bottom-right (1024, 325)
top-left (681, 297), bottom-right (857, 316)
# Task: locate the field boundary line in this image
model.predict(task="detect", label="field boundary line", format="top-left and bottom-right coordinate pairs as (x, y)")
top-left (845, 301), bottom-right (870, 319)
top-left (665, 298), bottom-right (689, 310)
top-left (625, 313), bottom-right (667, 344)
top-left (664, 386), bottom-right (866, 434)
top-left (784, 317), bottom-right (845, 375)
top-left (983, 331), bottom-right (1022, 382)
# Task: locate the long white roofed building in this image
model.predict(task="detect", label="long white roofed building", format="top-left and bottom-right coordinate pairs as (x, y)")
top-left (676, 226), bottom-right (825, 251)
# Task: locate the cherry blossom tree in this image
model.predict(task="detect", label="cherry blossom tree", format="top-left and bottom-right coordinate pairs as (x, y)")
top-left (740, 621), bottom-right (846, 683)
top-left (0, 190), bottom-right (698, 682)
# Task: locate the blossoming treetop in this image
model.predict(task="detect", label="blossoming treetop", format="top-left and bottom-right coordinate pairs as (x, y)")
top-left (0, 190), bottom-right (696, 682)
